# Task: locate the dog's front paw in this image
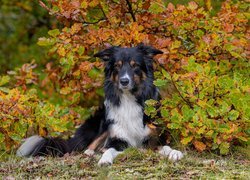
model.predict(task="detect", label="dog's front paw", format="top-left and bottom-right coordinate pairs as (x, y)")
top-left (159, 146), bottom-right (184, 162)
top-left (84, 149), bottom-right (95, 156)
top-left (98, 157), bottom-right (113, 166)
top-left (168, 149), bottom-right (183, 161)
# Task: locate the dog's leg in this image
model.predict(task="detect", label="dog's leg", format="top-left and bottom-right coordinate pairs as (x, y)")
top-left (84, 131), bottom-right (108, 156)
top-left (98, 138), bottom-right (128, 166)
top-left (158, 146), bottom-right (184, 161)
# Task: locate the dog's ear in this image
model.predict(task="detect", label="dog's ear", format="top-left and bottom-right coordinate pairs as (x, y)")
top-left (94, 47), bottom-right (118, 61)
top-left (137, 43), bottom-right (163, 57)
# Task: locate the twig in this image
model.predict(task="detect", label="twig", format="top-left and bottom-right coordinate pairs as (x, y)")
top-left (99, 4), bottom-right (108, 21)
top-left (125, 0), bottom-right (136, 22)
top-left (170, 75), bottom-right (193, 109)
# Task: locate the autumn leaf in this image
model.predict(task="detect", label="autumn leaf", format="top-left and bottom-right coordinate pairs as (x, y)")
top-left (167, 3), bottom-right (175, 13)
top-left (193, 141), bottom-right (206, 152)
top-left (188, 1), bottom-right (198, 10)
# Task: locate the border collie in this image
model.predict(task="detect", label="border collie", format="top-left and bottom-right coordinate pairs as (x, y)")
top-left (17, 44), bottom-right (183, 166)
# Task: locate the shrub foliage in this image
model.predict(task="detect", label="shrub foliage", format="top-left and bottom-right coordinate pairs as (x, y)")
top-left (0, 63), bottom-right (79, 151)
top-left (0, 0), bottom-right (249, 154)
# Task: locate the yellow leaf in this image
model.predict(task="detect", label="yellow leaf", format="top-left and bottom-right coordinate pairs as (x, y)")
top-left (57, 47), bottom-right (66, 57)
top-left (181, 136), bottom-right (193, 145)
top-left (71, 23), bottom-right (82, 34)
top-left (81, 1), bottom-right (88, 9)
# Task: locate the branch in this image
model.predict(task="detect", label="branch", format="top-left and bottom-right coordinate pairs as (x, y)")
top-left (170, 75), bottom-right (193, 109)
top-left (125, 0), bottom-right (136, 22)
top-left (98, 4), bottom-right (108, 21)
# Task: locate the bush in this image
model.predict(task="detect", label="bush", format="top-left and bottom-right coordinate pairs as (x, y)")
top-left (0, 0), bottom-right (249, 154)
top-left (0, 63), bottom-right (79, 151)
top-left (144, 1), bottom-right (250, 154)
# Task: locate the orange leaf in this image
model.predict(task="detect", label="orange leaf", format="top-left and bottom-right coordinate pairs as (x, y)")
top-left (224, 23), bottom-right (234, 33)
top-left (193, 140), bottom-right (206, 152)
top-left (167, 3), bottom-right (175, 12)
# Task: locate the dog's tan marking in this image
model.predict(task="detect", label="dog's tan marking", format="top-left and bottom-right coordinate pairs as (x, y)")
top-left (142, 71), bottom-right (147, 80)
top-left (130, 60), bottom-right (136, 67)
top-left (87, 131), bottom-right (108, 151)
top-left (111, 72), bottom-right (119, 83)
top-left (134, 74), bottom-right (141, 84)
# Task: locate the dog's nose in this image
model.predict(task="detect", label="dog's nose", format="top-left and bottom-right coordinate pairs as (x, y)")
top-left (120, 78), bottom-right (129, 86)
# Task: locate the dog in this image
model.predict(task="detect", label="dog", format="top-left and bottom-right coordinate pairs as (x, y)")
top-left (17, 44), bottom-right (183, 166)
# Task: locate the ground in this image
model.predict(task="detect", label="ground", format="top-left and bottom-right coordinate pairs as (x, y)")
top-left (0, 147), bottom-right (249, 179)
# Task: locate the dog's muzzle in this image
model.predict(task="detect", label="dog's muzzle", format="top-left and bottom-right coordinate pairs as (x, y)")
top-left (119, 77), bottom-right (133, 90)
top-left (120, 77), bottom-right (129, 86)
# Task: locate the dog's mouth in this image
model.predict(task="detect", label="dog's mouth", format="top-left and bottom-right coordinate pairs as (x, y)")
top-left (119, 83), bottom-right (133, 91)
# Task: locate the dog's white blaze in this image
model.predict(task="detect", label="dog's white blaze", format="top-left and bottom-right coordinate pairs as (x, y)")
top-left (16, 135), bottom-right (44, 157)
top-left (122, 72), bottom-right (130, 81)
top-left (105, 92), bottom-right (150, 147)
top-left (119, 72), bottom-right (132, 89)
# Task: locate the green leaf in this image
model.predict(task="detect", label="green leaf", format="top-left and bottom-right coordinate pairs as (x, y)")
top-left (218, 124), bottom-right (230, 133)
top-left (37, 37), bottom-right (55, 46)
top-left (9, 133), bottom-right (22, 142)
top-left (162, 69), bottom-right (171, 80)
top-left (218, 76), bottom-right (234, 89)
top-left (144, 106), bottom-right (156, 116)
top-left (170, 109), bottom-right (182, 123)
top-left (78, 46), bottom-right (85, 55)
top-left (52, 5), bottom-right (59, 12)
top-left (0, 87), bottom-right (9, 93)
top-left (196, 29), bottom-right (204, 38)
top-left (0, 75), bottom-right (10, 86)
top-left (168, 123), bottom-right (180, 129)
top-left (48, 29), bottom-right (60, 37)
top-left (161, 109), bottom-right (169, 118)
top-left (228, 110), bottom-right (239, 121)
top-left (154, 79), bottom-right (167, 87)
top-left (149, 2), bottom-right (165, 14)
top-left (88, 68), bottom-right (100, 79)
top-left (219, 142), bottom-right (230, 155)
top-left (145, 99), bottom-right (157, 106)
top-left (182, 105), bottom-right (194, 121)
top-left (71, 92), bottom-right (81, 104)
top-left (0, 133), bottom-right (4, 143)
top-left (237, 136), bottom-right (248, 142)
top-left (224, 44), bottom-right (235, 51)
top-left (14, 121), bottom-right (28, 137)
top-left (181, 136), bottom-right (193, 145)
top-left (207, 106), bottom-right (218, 118)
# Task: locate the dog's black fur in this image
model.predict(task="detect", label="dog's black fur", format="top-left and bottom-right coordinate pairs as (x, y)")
top-left (17, 44), bottom-right (170, 160)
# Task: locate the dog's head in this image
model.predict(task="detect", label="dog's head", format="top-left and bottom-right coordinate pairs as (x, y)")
top-left (94, 44), bottom-right (163, 92)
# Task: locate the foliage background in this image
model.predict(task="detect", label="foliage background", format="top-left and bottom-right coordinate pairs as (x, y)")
top-left (0, 0), bottom-right (249, 154)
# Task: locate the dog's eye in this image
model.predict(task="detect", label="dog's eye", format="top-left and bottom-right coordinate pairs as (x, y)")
top-left (130, 60), bottom-right (138, 68)
top-left (114, 61), bottom-right (122, 68)
top-left (131, 63), bottom-right (139, 68)
top-left (114, 64), bottom-right (121, 68)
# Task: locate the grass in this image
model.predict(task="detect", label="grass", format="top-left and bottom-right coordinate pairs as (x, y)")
top-left (0, 147), bottom-right (249, 179)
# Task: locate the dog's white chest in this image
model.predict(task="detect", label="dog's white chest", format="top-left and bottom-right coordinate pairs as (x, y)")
top-left (105, 93), bottom-right (150, 147)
